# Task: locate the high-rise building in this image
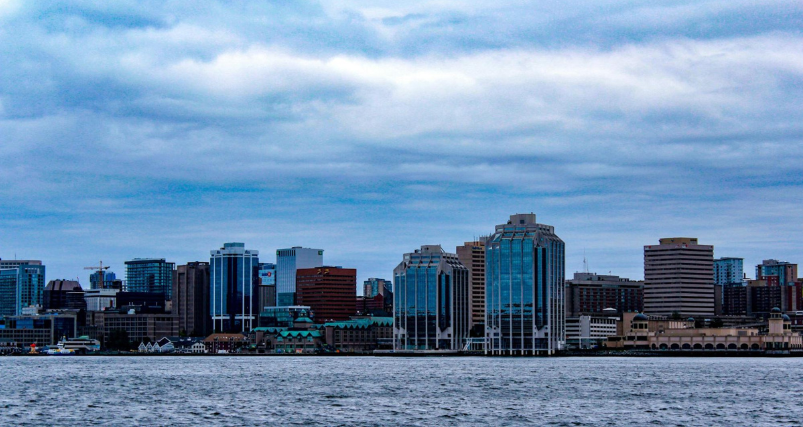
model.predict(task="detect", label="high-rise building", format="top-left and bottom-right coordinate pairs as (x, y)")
top-left (485, 213), bottom-right (566, 355)
top-left (257, 263), bottom-right (277, 310)
top-left (296, 266), bottom-right (357, 322)
top-left (90, 271), bottom-right (117, 290)
top-left (456, 239), bottom-right (487, 328)
top-left (210, 243), bottom-right (259, 332)
top-left (124, 258), bottom-right (175, 299)
top-left (173, 262), bottom-right (211, 337)
top-left (43, 280), bottom-right (83, 311)
top-left (565, 272), bottom-right (643, 316)
top-left (363, 278), bottom-right (392, 298)
top-left (276, 247), bottom-right (323, 306)
top-left (393, 245), bottom-right (470, 351)
top-left (714, 258), bottom-right (744, 286)
top-left (0, 262), bottom-right (46, 316)
top-left (643, 238), bottom-right (714, 317)
top-left (756, 260), bottom-right (798, 286)
top-left (723, 283), bottom-right (747, 315)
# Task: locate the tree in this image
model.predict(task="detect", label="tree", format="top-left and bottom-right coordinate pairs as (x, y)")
top-left (671, 311), bottom-right (682, 320)
top-left (710, 318), bottom-right (724, 328)
top-left (106, 329), bottom-right (131, 351)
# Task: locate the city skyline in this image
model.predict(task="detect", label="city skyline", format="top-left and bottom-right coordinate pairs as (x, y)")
top-left (2, 2), bottom-right (802, 287)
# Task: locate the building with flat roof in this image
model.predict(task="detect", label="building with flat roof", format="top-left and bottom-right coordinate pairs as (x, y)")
top-left (485, 214), bottom-right (566, 355)
top-left (393, 245), bottom-right (470, 351)
top-left (173, 262), bottom-right (210, 337)
top-left (756, 260), bottom-right (798, 287)
top-left (643, 238), bottom-right (714, 317)
top-left (456, 239), bottom-right (487, 328)
top-left (714, 258), bottom-right (744, 286)
top-left (565, 272), bottom-right (643, 316)
top-left (296, 266), bottom-right (357, 323)
top-left (125, 258), bottom-right (175, 299)
top-left (257, 262), bottom-right (277, 310)
top-left (0, 311), bottom-right (79, 347)
top-left (210, 243), bottom-right (259, 333)
top-left (0, 262), bottom-right (46, 316)
top-left (276, 247), bottom-right (323, 306)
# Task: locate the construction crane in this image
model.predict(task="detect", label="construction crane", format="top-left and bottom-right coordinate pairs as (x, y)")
top-left (84, 261), bottom-right (110, 289)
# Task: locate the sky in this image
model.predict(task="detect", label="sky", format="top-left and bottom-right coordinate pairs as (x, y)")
top-left (1, 1), bottom-right (802, 288)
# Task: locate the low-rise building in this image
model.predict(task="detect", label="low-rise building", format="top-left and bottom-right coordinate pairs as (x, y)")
top-left (204, 333), bottom-right (247, 353)
top-left (607, 309), bottom-right (802, 351)
top-left (0, 311), bottom-right (79, 348)
top-left (323, 317), bottom-right (393, 353)
top-left (566, 313), bottom-right (620, 349)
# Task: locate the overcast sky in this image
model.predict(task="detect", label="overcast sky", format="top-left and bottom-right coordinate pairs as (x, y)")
top-left (1, 1), bottom-right (802, 287)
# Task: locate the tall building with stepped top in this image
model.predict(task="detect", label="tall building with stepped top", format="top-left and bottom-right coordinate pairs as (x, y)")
top-left (644, 238), bottom-right (714, 317)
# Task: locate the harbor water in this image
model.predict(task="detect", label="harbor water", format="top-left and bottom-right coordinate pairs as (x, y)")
top-left (0, 356), bottom-right (800, 426)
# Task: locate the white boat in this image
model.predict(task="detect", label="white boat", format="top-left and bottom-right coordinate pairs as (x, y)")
top-left (57, 336), bottom-right (101, 353)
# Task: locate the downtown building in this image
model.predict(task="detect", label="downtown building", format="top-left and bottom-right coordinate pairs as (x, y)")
top-left (393, 245), bottom-right (470, 351)
top-left (124, 258), bottom-right (175, 299)
top-left (0, 260), bottom-right (46, 316)
top-left (565, 272), bottom-right (643, 317)
top-left (257, 262), bottom-right (277, 311)
top-left (210, 243), bottom-right (259, 332)
top-left (456, 239), bottom-right (487, 328)
top-left (296, 266), bottom-right (357, 322)
top-left (173, 262), bottom-right (211, 337)
top-left (643, 238), bottom-right (714, 317)
top-left (485, 214), bottom-right (566, 355)
top-left (276, 247), bottom-right (323, 306)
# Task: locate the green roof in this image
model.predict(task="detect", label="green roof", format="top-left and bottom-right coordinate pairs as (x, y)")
top-left (252, 327), bottom-right (287, 333)
top-left (294, 317), bottom-right (314, 323)
top-left (279, 330), bottom-right (322, 338)
top-left (324, 317), bottom-right (392, 329)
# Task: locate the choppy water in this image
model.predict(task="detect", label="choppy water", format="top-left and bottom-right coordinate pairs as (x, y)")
top-left (0, 356), bottom-right (800, 426)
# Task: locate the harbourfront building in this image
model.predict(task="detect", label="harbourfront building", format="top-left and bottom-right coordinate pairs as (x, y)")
top-left (124, 258), bottom-right (175, 299)
top-left (485, 214), bottom-right (566, 355)
top-left (276, 247), bottom-right (323, 306)
top-left (643, 238), bottom-right (714, 317)
top-left (173, 262), bottom-right (211, 337)
top-left (210, 243), bottom-right (259, 333)
top-left (0, 261), bottom-right (46, 316)
top-left (565, 272), bottom-right (643, 316)
top-left (393, 245), bottom-right (470, 351)
top-left (456, 239), bottom-right (487, 328)
top-left (296, 267), bottom-right (357, 323)
top-left (566, 313), bottom-right (619, 349)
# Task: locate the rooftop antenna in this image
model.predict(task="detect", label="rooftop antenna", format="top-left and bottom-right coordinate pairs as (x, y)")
top-left (583, 249), bottom-right (588, 273)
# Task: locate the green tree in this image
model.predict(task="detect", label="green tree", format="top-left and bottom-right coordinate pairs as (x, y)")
top-left (106, 329), bottom-right (131, 351)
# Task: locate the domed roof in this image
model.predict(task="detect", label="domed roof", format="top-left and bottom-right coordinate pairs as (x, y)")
top-left (633, 313), bottom-right (649, 321)
top-left (771, 307), bottom-right (781, 313)
top-left (782, 314), bottom-right (791, 321)
top-left (687, 317), bottom-right (695, 322)
top-left (45, 280), bottom-right (82, 292)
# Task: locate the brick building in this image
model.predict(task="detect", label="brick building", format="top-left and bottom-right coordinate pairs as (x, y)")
top-left (296, 267), bottom-right (357, 323)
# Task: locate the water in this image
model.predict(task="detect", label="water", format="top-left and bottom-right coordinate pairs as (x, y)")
top-left (0, 356), bottom-right (800, 426)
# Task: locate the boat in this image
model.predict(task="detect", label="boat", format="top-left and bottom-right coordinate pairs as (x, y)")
top-left (56, 336), bottom-right (101, 353)
top-left (46, 346), bottom-right (76, 356)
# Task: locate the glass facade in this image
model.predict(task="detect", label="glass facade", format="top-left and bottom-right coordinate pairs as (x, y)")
top-left (124, 259), bottom-right (175, 299)
top-left (90, 271), bottom-right (117, 290)
top-left (393, 245), bottom-right (470, 351)
top-left (210, 243), bottom-right (259, 332)
top-left (485, 214), bottom-right (565, 355)
top-left (363, 278), bottom-right (392, 298)
top-left (275, 247), bottom-right (323, 305)
top-left (0, 264), bottom-right (46, 316)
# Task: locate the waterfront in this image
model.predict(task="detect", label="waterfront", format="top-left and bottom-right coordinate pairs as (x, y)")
top-left (1, 357), bottom-right (800, 426)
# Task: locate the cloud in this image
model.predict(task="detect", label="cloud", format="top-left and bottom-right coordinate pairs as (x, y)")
top-left (0, 1), bottom-right (801, 284)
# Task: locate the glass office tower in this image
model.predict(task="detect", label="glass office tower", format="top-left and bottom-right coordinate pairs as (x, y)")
top-left (90, 271), bottom-right (117, 290)
top-left (210, 243), bottom-right (259, 332)
top-left (124, 258), bottom-right (175, 298)
top-left (485, 214), bottom-right (565, 355)
top-left (0, 262), bottom-right (46, 316)
top-left (276, 247), bottom-right (323, 306)
top-left (393, 245), bottom-right (470, 351)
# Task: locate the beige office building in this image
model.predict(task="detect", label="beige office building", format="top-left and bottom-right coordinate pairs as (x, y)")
top-left (644, 237), bottom-right (714, 317)
top-left (456, 239), bottom-right (486, 327)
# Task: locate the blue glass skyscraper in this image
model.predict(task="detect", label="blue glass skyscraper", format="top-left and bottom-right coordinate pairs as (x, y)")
top-left (485, 213), bottom-right (565, 355)
top-left (210, 243), bottom-right (259, 332)
top-left (0, 261), bottom-right (46, 316)
top-left (124, 258), bottom-right (175, 298)
top-left (393, 245), bottom-right (470, 351)
top-left (276, 247), bottom-right (323, 306)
